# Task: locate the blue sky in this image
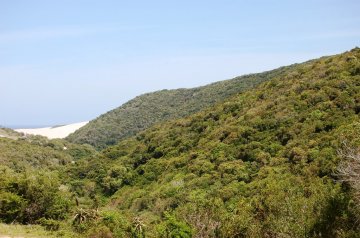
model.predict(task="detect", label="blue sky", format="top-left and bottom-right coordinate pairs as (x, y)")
top-left (1, 0), bottom-right (359, 127)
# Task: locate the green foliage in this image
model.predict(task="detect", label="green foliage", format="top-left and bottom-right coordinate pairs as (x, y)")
top-left (0, 134), bottom-right (96, 172)
top-left (100, 210), bottom-right (129, 237)
top-left (1, 48), bottom-right (360, 237)
top-left (72, 208), bottom-right (100, 232)
top-left (0, 134), bottom-right (97, 229)
top-left (37, 218), bottom-right (61, 231)
top-left (0, 191), bottom-right (25, 223)
top-left (0, 167), bottom-right (72, 224)
top-left (87, 225), bottom-right (114, 238)
top-left (72, 48), bottom-right (360, 236)
top-left (0, 137), bottom-right (72, 171)
top-left (157, 212), bottom-right (192, 238)
top-left (67, 66), bottom-right (294, 150)
top-left (71, 208), bottom-right (131, 237)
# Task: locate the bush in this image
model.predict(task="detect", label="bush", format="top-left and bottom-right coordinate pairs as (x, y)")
top-left (157, 212), bottom-right (192, 238)
top-left (0, 167), bottom-right (73, 224)
top-left (37, 217), bottom-right (60, 231)
top-left (0, 191), bottom-right (25, 223)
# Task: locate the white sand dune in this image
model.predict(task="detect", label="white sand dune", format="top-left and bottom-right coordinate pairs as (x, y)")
top-left (15, 121), bottom-right (89, 139)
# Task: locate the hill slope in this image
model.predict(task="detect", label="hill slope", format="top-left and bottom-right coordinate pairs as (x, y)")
top-left (67, 65), bottom-right (297, 149)
top-left (0, 136), bottom-right (97, 237)
top-left (0, 127), bottom-right (22, 139)
top-left (71, 48), bottom-right (360, 237)
top-left (0, 136), bottom-right (96, 171)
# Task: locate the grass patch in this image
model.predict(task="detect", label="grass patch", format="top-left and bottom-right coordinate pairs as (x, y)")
top-left (0, 223), bottom-right (78, 238)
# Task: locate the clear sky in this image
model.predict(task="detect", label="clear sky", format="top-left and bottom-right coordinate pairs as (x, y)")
top-left (1, 0), bottom-right (359, 127)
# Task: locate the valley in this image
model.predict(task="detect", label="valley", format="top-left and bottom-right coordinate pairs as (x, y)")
top-left (1, 48), bottom-right (359, 237)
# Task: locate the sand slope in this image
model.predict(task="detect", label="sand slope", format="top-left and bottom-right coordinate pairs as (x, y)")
top-left (15, 121), bottom-right (89, 139)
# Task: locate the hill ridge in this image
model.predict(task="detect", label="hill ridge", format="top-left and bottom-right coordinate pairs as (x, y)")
top-left (67, 57), bottom-right (326, 149)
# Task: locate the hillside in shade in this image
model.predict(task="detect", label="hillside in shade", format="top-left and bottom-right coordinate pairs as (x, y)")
top-left (66, 65), bottom-right (297, 149)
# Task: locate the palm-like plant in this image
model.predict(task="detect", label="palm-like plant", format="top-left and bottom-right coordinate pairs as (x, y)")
top-left (131, 216), bottom-right (146, 238)
top-left (72, 207), bottom-right (99, 225)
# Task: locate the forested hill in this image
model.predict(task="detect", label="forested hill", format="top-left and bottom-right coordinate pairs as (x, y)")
top-left (69, 48), bottom-right (360, 237)
top-left (0, 48), bottom-right (359, 238)
top-left (0, 135), bottom-right (96, 171)
top-left (66, 64), bottom-right (298, 149)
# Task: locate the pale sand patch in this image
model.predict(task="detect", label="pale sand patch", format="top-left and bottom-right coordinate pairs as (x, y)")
top-left (15, 121), bottom-right (89, 139)
top-left (0, 236), bottom-right (24, 238)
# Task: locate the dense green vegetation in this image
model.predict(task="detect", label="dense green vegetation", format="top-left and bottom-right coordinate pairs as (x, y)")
top-left (0, 136), bottom-right (97, 237)
top-left (0, 135), bottom-right (96, 171)
top-left (1, 48), bottom-right (359, 237)
top-left (67, 48), bottom-right (360, 237)
top-left (67, 65), bottom-right (297, 150)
